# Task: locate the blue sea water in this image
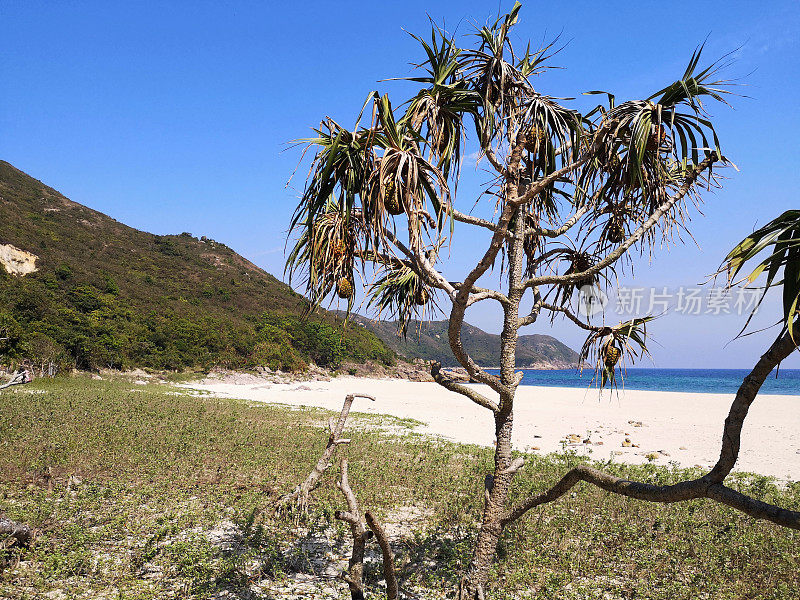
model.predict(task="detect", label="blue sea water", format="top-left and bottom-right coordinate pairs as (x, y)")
top-left (484, 368), bottom-right (800, 396)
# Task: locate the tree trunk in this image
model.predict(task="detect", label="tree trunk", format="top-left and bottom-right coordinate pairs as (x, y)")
top-left (460, 206), bottom-right (526, 599)
top-left (460, 411), bottom-right (515, 599)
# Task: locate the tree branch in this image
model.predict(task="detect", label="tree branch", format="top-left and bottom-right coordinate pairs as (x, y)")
top-left (377, 226), bottom-right (507, 307)
top-left (446, 305), bottom-right (507, 394)
top-left (431, 362), bottom-right (499, 412)
top-left (0, 370), bottom-right (31, 391)
top-left (527, 188), bottom-right (603, 238)
top-left (521, 249), bottom-right (565, 283)
top-left (514, 155), bottom-right (589, 207)
top-left (365, 511), bottom-right (399, 600)
top-left (527, 204), bottom-right (591, 238)
top-left (452, 209), bottom-right (511, 238)
top-left (447, 203), bottom-right (517, 396)
top-left (483, 143), bottom-right (507, 177)
top-left (445, 281), bottom-right (509, 306)
top-left (503, 464), bottom-right (800, 530)
top-left (335, 459), bottom-right (372, 600)
top-left (504, 321), bottom-right (800, 531)
top-left (0, 517), bottom-right (36, 548)
top-left (706, 484), bottom-right (800, 529)
top-left (707, 327), bottom-right (798, 483)
top-left (517, 287), bottom-right (544, 328)
top-left (504, 465), bottom-right (706, 526)
top-left (384, 229), bottom-right (457, 298)
top-left (536, 302), bottom-right (601, 331)
top-left (500, 456), bottom-right (525, 476)
top-left (354, 249), bottom-right (410, 269)
top-left (525, 153), bottom-right (719, 287)
top-left (466, 289), bottom-right (510, 307)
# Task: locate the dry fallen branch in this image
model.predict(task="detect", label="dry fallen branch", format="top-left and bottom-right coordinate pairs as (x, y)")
top-left (0, 370), bottom-right (32, 391)
top-left (335, 459), bottom-right (372, 600)
top-left (335, 462), bottom-right (401, 600)
top-left (275, 393), bottom-right (375, 513)
top-left (365, 510), bottom-right (399, 600)
top-left (0, 517), bottom-right (36, 548)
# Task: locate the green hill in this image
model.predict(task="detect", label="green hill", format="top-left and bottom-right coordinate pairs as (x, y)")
top-left (0, 161), bottom-right (394, 372)
top-left (341, 314), bottom-right (579, 369)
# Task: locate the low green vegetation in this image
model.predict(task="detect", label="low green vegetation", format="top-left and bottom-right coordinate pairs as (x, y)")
top-left (0, 161), bottom-right (394, 372)
top-left (1, 377), bottom-right (798, 598)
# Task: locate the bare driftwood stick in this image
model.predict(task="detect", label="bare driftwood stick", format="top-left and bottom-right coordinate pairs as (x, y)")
top-left (0, 517), bottom-right (36, 548)
top-left (0, 370), bottom-right (32, 391)
top-left (335, 459), bottom-right (373, 600)
top-left (504, 329), bottom-right (800, 531)
top-left (365, 510), bottom-right (399, 600)
top-left (275, 393), bottom-right (375, 511)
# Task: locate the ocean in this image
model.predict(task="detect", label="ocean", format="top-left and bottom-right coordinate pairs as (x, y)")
top-left (484, 368), bottom-right (800, 396)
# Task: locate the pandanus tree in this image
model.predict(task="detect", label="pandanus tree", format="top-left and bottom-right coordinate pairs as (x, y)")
top-left (287, 4), bottom-right (799, 598)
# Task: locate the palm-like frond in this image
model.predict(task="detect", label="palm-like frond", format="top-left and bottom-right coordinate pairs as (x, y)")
top-left (722, 210), bottom-right (800, 340)
top-left (517, 36), bottom-right (563, 79)
top-left (649, 44), bottom-right (735, 111)
top-left (367, 263), bottom-right (434, 334)
top-left (406, 85), bottom-right (479, 179)
top-left (458, 3), bottom-right (529, 143)
top-left (573, 48), bottom-right (733, 261)
top-left (601, 46), bottom-right (731, 174)
top-left (288, 93), bottom-right (452, 311)
top-left (290, 115), bottom-right (375, 234)
top-left (579, 316), bottom-right (656, 390)
top-left (401, 22), bottom-right (481, 179)
top-left (518, 93), bottom-right (583, 174)
top-left (367, 94), bottom-right (453, 238)
top-left (286, 197), bottom-right (365, 310)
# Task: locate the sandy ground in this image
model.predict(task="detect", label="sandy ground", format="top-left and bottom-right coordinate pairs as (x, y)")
top-left (183, 377), bottom-right (800, 480)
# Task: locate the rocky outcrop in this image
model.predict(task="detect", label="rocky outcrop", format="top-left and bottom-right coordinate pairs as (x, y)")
top-left (338, 359), bottom-right (434, 382)
top-left (0, 243), bottom-right (37, 276)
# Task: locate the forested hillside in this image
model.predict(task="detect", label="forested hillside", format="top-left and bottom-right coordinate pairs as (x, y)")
top-left (0, 161), bottom-right (394, 372)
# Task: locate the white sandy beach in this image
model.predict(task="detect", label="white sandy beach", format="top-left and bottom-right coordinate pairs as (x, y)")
top-left (184, 377), bottom-right (800, 480)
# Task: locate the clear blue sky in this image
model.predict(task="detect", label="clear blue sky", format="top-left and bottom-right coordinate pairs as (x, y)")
top-left (2, 1), bottom-right (799, 368)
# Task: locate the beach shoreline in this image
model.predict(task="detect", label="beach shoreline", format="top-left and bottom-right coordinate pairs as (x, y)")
top-left (183, 375), bottom-right (800, 480)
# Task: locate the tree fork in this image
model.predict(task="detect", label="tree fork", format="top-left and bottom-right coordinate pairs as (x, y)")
top-left (335, 459), bottom-right (372, 600)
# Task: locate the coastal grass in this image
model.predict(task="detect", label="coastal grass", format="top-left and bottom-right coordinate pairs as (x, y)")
top-left (1, 376), bottom-right (798, 599)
